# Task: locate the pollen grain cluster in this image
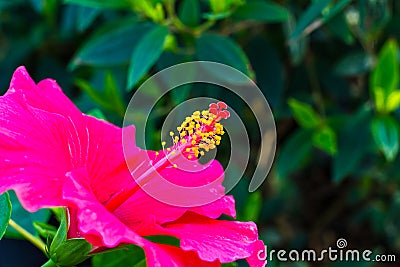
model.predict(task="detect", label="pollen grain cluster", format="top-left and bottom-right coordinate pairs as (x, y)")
top-left (166, 102), bottom-right (230, 159)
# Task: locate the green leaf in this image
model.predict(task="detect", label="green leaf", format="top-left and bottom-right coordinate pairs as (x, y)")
top-left (5, 191), bottom-right (50, 238)
top-left (284, 15), bottom-right (307, 65)
top-left (202, 11), bottom-right (231, 20)
top-left (144, 235), bottom-right (180, 247)
top-left (178, 0), bottom-right (200, 27)
top-left (232, 1), bottom-right (289, 23)
top-left (87, 108), bottom-right (107, 120)
top-left (290, 0), bottom-right (332, 39)
top-left (49, 210), bottom-right (67, 253)
top-left (386, 91), bottom-right (400, 112)
top-left (242, 191), bottom-right (262, 222)
top-left (326, 12), bottom-right (354, 45)
top-left (222, 263), bottom-right (238, 267)
top-left (370, 39), bottom-right (399, 106)
top-left (312, 126), bottom-right (337, 155)
top-left (33, 222), bottom-right (57, 240)
top-left (245, 37), bottom-right (284, 110)
top-left (288, 98), bottom-right (321, 128)
top-left (334, 52), bottom-right (372, 76)
top-left (92, 245), bottom-right (145, 267)
top-left (76, 6), bottom-right (101, 32)
top-left (196, 33), bottom-right (253, 79)
top-left (51, 238), bottom-right (92, 266)
top-left (371, 116), bottom-right (400, 161)
top-left (276, 129), bottom-right (313, 179)
top-left (373, 87), bottom-right (386, 113)
top-left (209, 0), bottom-right (229, 13)
top-left (47, 209), bottom-right (92, 266)
top-left (76, 71), bottom-right (126, 117)
top-left (333, 107), bottom-right (372, 182)
top-left (321, 0), bottom-right (352, 22)
top-left (63, 0), bottom-right (131, 9)
top-left (127, 25), bottom-right (169, 90)
top-left (70, 19), bottom-right (153, 68)
top-left (0, 192), bottom-right (11, 240)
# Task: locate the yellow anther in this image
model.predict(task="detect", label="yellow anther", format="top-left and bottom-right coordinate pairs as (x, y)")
top-left (163, 104), bottom-right (228, 159)
top-left (155, 151), bottom-right (159, 156)
top-left (173, 164), bottom-right (177, 168)
top-left (161, 141), bottom-right (166, 146)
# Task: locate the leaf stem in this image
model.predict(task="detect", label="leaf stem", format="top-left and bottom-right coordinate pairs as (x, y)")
top-left (41, 259), bottom-right (58, 267)
top-left (8, 218), bottom-right (47, 254)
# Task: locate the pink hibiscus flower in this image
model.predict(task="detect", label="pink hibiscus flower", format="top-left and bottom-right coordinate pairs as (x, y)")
top-left (0, 66), bottom-right (265, 266)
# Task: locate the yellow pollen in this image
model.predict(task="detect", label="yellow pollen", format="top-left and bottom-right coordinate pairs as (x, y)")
top-left (173, 164), bottom-right (178, 168)
top-left (164, 103), bottom-right (229, 160)
top-left (161, 141), bottom-right (166, 146)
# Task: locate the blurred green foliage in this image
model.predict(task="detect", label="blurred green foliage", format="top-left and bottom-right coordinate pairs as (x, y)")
top-left (1, 0), bottom-right (400, 266)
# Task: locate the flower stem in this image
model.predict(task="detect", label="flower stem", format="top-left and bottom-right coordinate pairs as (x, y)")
top-left (8, 218), bottom-right (47, 254)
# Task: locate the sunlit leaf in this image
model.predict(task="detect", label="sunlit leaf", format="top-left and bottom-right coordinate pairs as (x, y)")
top-left (288, 98), bottom-right (321, 129)
top-left (371, 116), bottom-right (399, 162)
top-left (312, 126), bottom-right (337, 155)
top-left (370, 39), bottom-right (399, 109)
top-left (0, 192), bottom-right (11, 240)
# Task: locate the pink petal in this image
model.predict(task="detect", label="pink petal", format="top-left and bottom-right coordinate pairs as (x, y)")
top-left (142, 240), bottom-right (220, 267)
top-left (115, 149), bottom-right (236, 228)
top-left (9, 66), bottom-right (81, 118)
top-left (114, 192), bottom-right (236, 236)
top-left (128, 150), bottom-right (227, 207)
top-left (63, 169), bottom-right (144, 247)
top-left (0, 95), bottom-right (73, 211)
top-left (158, 212), bottom-right (260, 263)
top-left (82, 116), bottom-right (136, 203)
top-left (246, 240), bottom-right (267, 267)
